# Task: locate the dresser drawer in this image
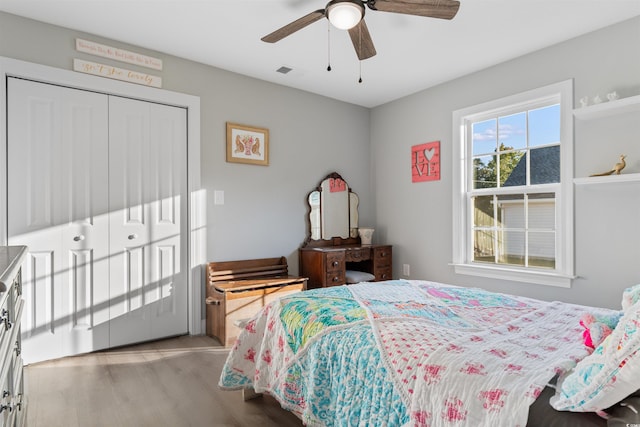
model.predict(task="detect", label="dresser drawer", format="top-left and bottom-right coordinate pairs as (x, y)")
top-left (0, 297), bottom-right (12, 364)
top-left (373, 246), bottom-right (392, 266)
top-left (325, 252), bottom-right (345, 273)
top-left (373, 266), bottom-right (392, 281)
top-left (0, 368), bottom-right (11, 427)
top-left (10, 271), bottom-right (21, 310)
top-left (345, 247), bottom-right (370, 262)
top-left (325, 270), bottom-right (345, 286)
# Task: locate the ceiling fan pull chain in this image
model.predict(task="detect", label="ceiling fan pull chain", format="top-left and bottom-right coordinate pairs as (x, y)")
top-left (327, 22), bottom-right (332, 72)
top-left (358, 25), bottom-right (362, 83)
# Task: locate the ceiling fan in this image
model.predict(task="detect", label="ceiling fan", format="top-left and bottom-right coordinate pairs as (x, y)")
top-left (261, 0), bottom-right (460, 61)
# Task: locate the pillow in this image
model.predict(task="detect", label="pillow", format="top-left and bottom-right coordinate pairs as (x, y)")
top-left (345, 270), bottom-right (375, 284)
top-left (550, 301), bottom-right (640, 412)
top-left (622, 284), bottom-right (640, 311)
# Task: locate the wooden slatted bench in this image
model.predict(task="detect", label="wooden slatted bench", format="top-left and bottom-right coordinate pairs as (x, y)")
top-left (205, 257), bottom-right (307, 347)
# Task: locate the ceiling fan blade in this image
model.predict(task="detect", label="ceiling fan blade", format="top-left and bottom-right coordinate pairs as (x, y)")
top-left (348, 19), bottom-right (376, 60)
top-left (368, 0), bottom-right (460, 20)
top-left (261, 9), bottom-right (326, 43)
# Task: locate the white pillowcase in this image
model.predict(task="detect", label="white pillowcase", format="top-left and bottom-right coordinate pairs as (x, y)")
top-left (345, 270), bottom-right (376, 284)
top-left (550, 300), bottom-right (640, 412)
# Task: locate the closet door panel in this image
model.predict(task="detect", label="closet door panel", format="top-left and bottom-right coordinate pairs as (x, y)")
top-left (147, 102), bottom-right (187, 340)
top-left (60, 95), bottom-right (110, 355)
top-left (7, 78), bottom-right (110, 363)
top-left (108, 97), bottom-right (187, 347)
top-left (108, 97), bottom-right (152, 346)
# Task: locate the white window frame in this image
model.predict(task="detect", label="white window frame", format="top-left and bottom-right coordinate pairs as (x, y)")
top-left (451, 80), bottom-right (574, 288)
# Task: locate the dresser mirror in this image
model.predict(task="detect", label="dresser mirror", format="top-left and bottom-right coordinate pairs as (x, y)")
top-left (307, 172), bottom-right (359, 241)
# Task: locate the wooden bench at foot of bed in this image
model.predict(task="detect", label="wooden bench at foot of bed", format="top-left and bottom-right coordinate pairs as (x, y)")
top-left (205, 257), bottom-right (307, 347)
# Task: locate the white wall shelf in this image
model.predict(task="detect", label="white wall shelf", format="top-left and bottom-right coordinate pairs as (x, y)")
top-left (573, 94), bottom-right (640, 120)
top-left (574, 173), bottom-right (640, 185)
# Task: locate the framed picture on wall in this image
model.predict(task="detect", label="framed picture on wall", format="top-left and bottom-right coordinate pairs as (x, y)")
top-left (226, 122), bottom-right (269, 166)
top-left (411, 140), bottom-right (440, 182)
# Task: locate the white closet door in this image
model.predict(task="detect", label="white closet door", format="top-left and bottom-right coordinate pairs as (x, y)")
top-left (108, 96), bottom-right (188, 347)
top-left (7, 78), bottom-right (110, 363)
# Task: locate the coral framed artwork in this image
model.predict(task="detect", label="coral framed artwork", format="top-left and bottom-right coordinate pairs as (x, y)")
top-left (411, 140), bottom-right (440, 182)
top-left (226, 122), bottom-right (269, 166)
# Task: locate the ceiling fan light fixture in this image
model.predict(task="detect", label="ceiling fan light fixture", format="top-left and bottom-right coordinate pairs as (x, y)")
top-left (327, 0), bottom-right (364, 30)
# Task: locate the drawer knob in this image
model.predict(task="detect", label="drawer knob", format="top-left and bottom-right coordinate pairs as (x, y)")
top-left (73, 235), bottom-right (85, 242)
top-left (128, 234), bottom-right (138, 240)
top-left (332, 261), bottom-right (338, 267)
top-left (332, 276), bottom-right (339, 282)
top-left (0, 310), bottom-right (10, 331)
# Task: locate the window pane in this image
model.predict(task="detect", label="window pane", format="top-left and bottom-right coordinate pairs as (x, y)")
top-left (530, 146), bottom-right (560, 184)
top-left (498, 112), bottom-right (526, 150)
top-left (500, 150), bottom-right (526, 187)
top-left (473, 155), bottom-right (497, 189)
top-left (528, 231), bottom-right (556, 269)
top-left (529, 104), bottom-right (560, 147)
top-left (498, 194), bottom-right (524, 229)
top-left (472, 119), bottom-right (496, 155)
top-left (473, 195), bottom-right (494, 227)
top-left (473, 229), bottom-right (494, 263)
top-left (528, 194), bottom-right (555, 230)
top-left (497, 230), bottom-right (525, 266)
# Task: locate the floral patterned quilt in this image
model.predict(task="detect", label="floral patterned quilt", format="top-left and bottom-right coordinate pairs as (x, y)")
top-left (218, 280), bottom-right (606, 427)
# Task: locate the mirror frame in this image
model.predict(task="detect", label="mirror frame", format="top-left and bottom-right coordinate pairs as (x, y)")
top-left (302, 172), bottom-right (360, 248)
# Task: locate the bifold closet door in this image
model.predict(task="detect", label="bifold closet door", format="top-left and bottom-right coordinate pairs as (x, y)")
top-left (7, 79), bottom-right (189, 363)
top-left (108, 96), bottom-right (188, 348)
top-left (7, 77), bottom-right (110, 363)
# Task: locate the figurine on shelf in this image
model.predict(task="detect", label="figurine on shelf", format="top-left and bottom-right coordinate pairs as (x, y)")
top-left (579, 96), bottom-right (589, 108)
top-left (590, 154), bottom-right (626, 176)
top-left (593, 95), bottom-right (603, 104)
top-left (607, 91), bottom-right (619, 101)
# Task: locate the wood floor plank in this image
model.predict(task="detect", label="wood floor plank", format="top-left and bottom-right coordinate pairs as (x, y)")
top-left (25, 335), bottom-right (303, 427)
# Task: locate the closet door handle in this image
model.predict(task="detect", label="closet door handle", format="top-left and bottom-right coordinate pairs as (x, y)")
top-left (128, 234), bottom-right (138, 240)
top-left (73, 235), bottom-right (85, 242)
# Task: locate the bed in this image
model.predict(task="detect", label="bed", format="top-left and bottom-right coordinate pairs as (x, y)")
top-left (218, 280), bottom-right (640, 426)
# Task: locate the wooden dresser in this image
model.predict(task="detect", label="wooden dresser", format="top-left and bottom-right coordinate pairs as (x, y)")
top-left (0, 246), bottom-right (27, 426)
top-left (300, 244), bottom-right (392, 289)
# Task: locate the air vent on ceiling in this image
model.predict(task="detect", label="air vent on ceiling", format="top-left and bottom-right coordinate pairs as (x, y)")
top-left (276, 66), bottom-right (293, 74)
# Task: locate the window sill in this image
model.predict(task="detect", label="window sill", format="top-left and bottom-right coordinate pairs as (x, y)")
top-left (451, 263), bottom-right (574, 288)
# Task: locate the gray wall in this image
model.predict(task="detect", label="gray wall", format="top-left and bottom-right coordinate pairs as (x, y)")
top-left (0, 11), bottom-right (374, 274)
top-left (371, 16), bottom-right (640, 309)
top-left (2, 11), bottom-right (639, 310)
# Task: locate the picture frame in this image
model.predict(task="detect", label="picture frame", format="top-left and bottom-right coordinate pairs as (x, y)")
top-left (411, 140), bottom-right (440, 182)
top-left (226, 122), bottom-right (269, 166)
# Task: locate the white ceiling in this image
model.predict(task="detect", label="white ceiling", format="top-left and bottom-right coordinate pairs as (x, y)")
top-left (1, 0), bottom-right (639, 107)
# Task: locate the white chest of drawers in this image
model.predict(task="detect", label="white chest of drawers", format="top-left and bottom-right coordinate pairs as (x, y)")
top-left (0, 246), bottom-right (27, 427)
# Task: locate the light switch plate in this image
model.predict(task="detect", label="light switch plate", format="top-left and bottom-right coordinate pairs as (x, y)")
top-left (214, 190), bottom-right (224, 205)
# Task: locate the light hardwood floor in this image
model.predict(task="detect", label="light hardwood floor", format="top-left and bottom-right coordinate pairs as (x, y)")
top-left (25, 335), bottom-right (303, 427)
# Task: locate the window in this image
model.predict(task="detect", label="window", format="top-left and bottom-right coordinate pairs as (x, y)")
top-left (452, 80), bottom-right (574, 287)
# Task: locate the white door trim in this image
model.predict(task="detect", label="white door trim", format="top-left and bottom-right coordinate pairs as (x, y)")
top-left (0, 56), bottom-right (204, 336)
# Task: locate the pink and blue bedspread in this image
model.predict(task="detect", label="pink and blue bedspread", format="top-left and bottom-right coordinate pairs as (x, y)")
top-left (218, 280), bottom-right (603, 426)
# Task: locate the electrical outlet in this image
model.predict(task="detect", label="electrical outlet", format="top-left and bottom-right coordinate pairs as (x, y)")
top-left (402, 264), bottom-right (410, 277)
